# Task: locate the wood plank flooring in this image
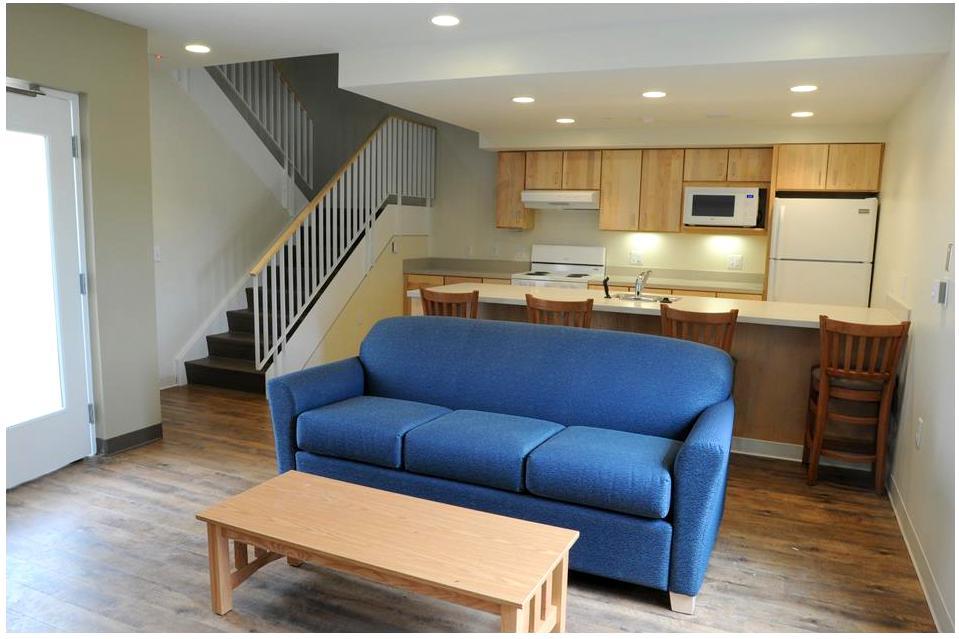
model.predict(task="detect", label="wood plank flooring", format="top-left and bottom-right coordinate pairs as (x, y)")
top-left (6, 385), bottom-right (935, 632)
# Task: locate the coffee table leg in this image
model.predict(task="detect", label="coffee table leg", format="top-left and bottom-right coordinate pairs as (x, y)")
top-left (551, 553), bottom-right (568, 633)
top-left (206, 523), bottom-right (233, 615)
top-left (500, 600), bottom-right (530, 633)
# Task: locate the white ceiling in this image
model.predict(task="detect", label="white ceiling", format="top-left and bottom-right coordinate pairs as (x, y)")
top-left (77, 3), bottom-right (954, 146)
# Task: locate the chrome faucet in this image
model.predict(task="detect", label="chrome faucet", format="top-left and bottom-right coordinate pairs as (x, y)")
top-left (635, 270), bottom-right (653, 296)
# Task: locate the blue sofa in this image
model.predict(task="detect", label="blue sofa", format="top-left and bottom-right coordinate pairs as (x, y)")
top-left (267, 316), bottom-right (734, 613)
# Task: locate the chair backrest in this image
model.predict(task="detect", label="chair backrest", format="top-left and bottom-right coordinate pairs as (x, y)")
top-left (660, 304), bottom-right (739, 353)
top-left (420, 288), bottom-right (479, 319)
top-left (525, 294), bottom-right (594, 328)
top-left (818, 315), bottom-right (910, 385)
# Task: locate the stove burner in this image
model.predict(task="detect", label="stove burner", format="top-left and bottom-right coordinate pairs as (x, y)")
top-left (524, 271), bottom-right (550, 276)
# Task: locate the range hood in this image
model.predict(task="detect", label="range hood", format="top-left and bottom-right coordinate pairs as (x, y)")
top-left (521, 190), bottom-right (600, 210)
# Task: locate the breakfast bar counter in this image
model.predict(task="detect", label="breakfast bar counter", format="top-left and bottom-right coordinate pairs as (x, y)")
top-left (407, 284), bottom-right (900, 457)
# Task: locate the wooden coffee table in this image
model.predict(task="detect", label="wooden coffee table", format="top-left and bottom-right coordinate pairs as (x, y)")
top-left (196, 471), bottom-right (579, 632)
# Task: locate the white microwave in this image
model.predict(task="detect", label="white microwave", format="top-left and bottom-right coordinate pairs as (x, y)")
top-left (683, 186), bottom-right (760, 227)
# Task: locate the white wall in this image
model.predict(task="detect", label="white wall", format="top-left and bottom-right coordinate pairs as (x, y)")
top-left (150, 68), bottom-right (290, 387)
top-left (871, 52), bottom-right (954, 631)
top-left (429, 125), bottom-right (767, 273)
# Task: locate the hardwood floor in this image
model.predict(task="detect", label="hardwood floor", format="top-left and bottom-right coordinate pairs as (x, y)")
top-left (6, 385), bottom-right (935, 632)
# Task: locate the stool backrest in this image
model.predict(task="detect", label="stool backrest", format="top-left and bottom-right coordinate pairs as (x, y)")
top-left (660, 304), bottom-right (739, 353)
top-left (420, 288), bottom-right (480, 319)
top-left (818, 315), bottom-right (910, 384)
top-left (525, 294), bottom-right (593, 328)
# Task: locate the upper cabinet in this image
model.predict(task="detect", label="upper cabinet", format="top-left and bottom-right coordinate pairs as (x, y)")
top-left (524, 151), bottom-right (564, 189)
top-left (683, 148), bottom-right (729, 181)
top-left (727, 148), bottom-right (772, 182)
top-left (599, 150), bottom-right (642, 231)
top-left (640, 149), bottom-right (685, 233)
top-left (775, 144), bottom-right (829, 189)
top-left (825, 144), bottom-right (883, 191)
top-left (775, 143), bottom-right (883, 191)
top-left (496, 152), bottom-right (533, 229)
top-left (562, 150), bottom-right (602, 189)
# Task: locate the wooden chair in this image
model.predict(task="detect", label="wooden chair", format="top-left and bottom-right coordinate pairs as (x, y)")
top-left (804, 315), bottom-right (910, 494)
top-left (419, 288), bottom-right (479, 319)
top-left (659, 304), bottom-right (739, 354)
top-left (525, 294), bottom-right (593, 328)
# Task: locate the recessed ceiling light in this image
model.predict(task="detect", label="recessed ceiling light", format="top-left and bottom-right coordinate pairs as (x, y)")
top-left (512, 96), bottom-right (535, 104)
top-left (556, 118), bottom-right (575, 124)
top-left (184, 43), bottom-right (211, 54)
top-left (791, 111), bottom-right (815, 118)
top-left (430, 15), bottom-right (460, 26)
top-left (790, 85), bottom-right (818, 93)
top-left (642, 90), bottom-right (667, 98)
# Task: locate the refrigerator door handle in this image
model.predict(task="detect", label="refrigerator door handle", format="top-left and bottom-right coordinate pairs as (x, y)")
top-left (771, 203), bottom-right (785, 257)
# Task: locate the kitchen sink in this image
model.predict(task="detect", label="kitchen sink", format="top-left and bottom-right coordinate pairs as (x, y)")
top-left (613, 292), bottom-right (681, 303)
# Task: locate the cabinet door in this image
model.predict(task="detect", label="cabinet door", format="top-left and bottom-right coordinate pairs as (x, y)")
top-left (496, 152), bottom-right (533, 229)
top-left (727, 148), bottom-right (773, 181)
top-left (404, 274), bottom-right (445, 315)
top-left (775, 144), bottom-right (828, 189)
top-left (482, 278), bottom-right (512, 285)
top-left (717, 292), bottom-right (764, 300)
top-left (671, 289), bottom-right (717, 297)
top-left (524, 151), bottom-right (564, 189)
top-left (639, 149), bottom-right (685, 232)
top-left (826, 144), bottom-right (883, 191)
top-left (444, 276), bottom-right (483, 285)
top-left (562, 150), bottom-right (602, 189)
top-left (599, 150), bottom-right (642, 231)
top-left (683, 148), bottom-right (728, 181)
top-left (588, 283), bottom-right (630, 292)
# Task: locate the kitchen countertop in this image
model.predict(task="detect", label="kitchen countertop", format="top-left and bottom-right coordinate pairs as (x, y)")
top-left (404, 258), bottom-right (765, 294)
top-left (407, 283), bottom-right (899, 330)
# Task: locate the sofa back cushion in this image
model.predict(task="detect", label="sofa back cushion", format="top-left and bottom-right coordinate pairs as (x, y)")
top-left (359, 316), bottom-right (733, 440)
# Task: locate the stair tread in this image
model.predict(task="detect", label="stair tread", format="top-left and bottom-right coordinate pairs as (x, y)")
top-left (185, 356), bottom-right (262, 374)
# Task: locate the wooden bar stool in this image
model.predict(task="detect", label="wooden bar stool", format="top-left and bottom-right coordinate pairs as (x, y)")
top-left (525, 294), bottom-right (593, 328)
top-left (659, 304), bottom-right (739, 354)
top-left (419, 288), bottom-right (480, 318)
top-left (804, 315), bottom-right (910, 494)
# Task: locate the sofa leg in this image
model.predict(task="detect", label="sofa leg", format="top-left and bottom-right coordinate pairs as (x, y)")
top-left (669, 592), bottom-right (696, 615)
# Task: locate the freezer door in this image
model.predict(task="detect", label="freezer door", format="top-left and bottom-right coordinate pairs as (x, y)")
top-left (770, 198), bottom-right (878, 261)
top-left (767, 259), bottom-right (873, 306)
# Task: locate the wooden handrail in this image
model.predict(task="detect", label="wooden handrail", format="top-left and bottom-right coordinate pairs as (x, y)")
top-left (249, 115), bottom-right (436, 276)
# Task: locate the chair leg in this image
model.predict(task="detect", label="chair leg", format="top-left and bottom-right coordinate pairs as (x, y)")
top-left (807, 386), bottom-right (830, 486)
top-left (669, 592), bottom-right (696, 615)
top-left (802, 398), bottom-right (815, 466)
top-left (874, 389), bottom-right (894, 495)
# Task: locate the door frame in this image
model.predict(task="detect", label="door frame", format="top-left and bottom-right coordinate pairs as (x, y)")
top-left (6, 77), bottom-right (96, 456)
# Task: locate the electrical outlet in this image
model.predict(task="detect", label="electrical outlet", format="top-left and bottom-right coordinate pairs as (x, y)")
top-left (629, 251), bottom-right (643, 266)
top-left (727, 254), bottom-right (744, 271)
top-left (466, 244), bottom-right (474, 257)
top-left (490, 244), bottom-right (500, 257)
top-left (915, 417), bottom-right (924, 449)
top-left (153, 246), bottom-right (161, 262)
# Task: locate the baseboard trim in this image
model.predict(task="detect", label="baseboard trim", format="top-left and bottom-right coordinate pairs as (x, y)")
top-left (888, 476), bottom-right (953, 632)
top-left (96, 423), bottom-right (163, 456)
top-left (732, 436), bottom-right (867, 470)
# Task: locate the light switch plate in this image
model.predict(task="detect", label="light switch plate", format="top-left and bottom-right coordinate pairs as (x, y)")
top-left (727, 254), bottom-right (744, 270)
top-left (629, 251), bottom-right (643, 265)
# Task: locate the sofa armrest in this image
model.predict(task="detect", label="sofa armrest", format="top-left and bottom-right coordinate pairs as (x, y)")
top-left (266, 357), bottom-right (365, 473)
top-left (668, 398), bottom-right (735, 596)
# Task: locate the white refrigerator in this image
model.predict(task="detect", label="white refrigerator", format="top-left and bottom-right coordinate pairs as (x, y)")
top-left (767, 197), bottom-right (879, 306)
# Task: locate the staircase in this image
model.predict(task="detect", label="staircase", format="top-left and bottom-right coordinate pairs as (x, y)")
top-left (185, 115), bottom-right (436, 393)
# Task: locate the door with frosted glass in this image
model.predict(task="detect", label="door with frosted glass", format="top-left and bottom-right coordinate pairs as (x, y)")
top-left (4, 86), bottom-right (94, 488)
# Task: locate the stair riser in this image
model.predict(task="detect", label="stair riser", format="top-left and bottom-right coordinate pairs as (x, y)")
top-left (226, 310), bottom-right (254, 333)
top-left (206, 336), bottom-right (255, 360)
top-left (245, 287), bottom-right (308, 311)
top-left (185, 362), bottom-right (264, 394)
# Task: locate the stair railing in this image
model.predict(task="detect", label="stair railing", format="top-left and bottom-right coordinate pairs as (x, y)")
top-left (208, 61), bottom-right (314, 195)
top-left (249, 116), bottom-right (436, 370)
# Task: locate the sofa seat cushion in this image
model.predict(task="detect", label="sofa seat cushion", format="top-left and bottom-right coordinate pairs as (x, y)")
top-left (526, 426), bottom-right (681, 519)
top-left (404, 410), bottom-right (565, 492)
top-left (296, 396), bottom-right (449, 469)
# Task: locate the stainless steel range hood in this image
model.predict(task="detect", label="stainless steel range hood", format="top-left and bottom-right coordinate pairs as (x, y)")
top-left (520, 190), bottom-right (600, 210)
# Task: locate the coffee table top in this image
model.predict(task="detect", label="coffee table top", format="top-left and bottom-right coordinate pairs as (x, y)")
top-left (197, 471), bottom-right (578, 606)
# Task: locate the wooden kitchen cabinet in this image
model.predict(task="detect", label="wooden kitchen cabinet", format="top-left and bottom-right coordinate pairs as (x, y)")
top-left (599, 150), bottom-right (642, 231)
top-left (524, 151), bottom-right (564, 189)
top-left (639, 149), bottom-right (685, 232)
top-left (482, 278), bottom-right (512, 285)
top-left (672, 289), bottom-right (718, 298)
top-left (444, 276), bottom-right (483, 285)
top-left (727, 148), bottom-right (773, 181)
top-left (826, 144), bottom-right (883, 191)
top-left (775, 144), bottom-right (829, 190)
top-left (683, 149), bottom-right (728, 181)
top-left (562, 150), bottom-right (602, 189)
top-left (496, 152), bottom-right (533, 229)
top-left (718, 292), bottom-right (764, 300)
top-left (588, 284), bottom-right (630, 292)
